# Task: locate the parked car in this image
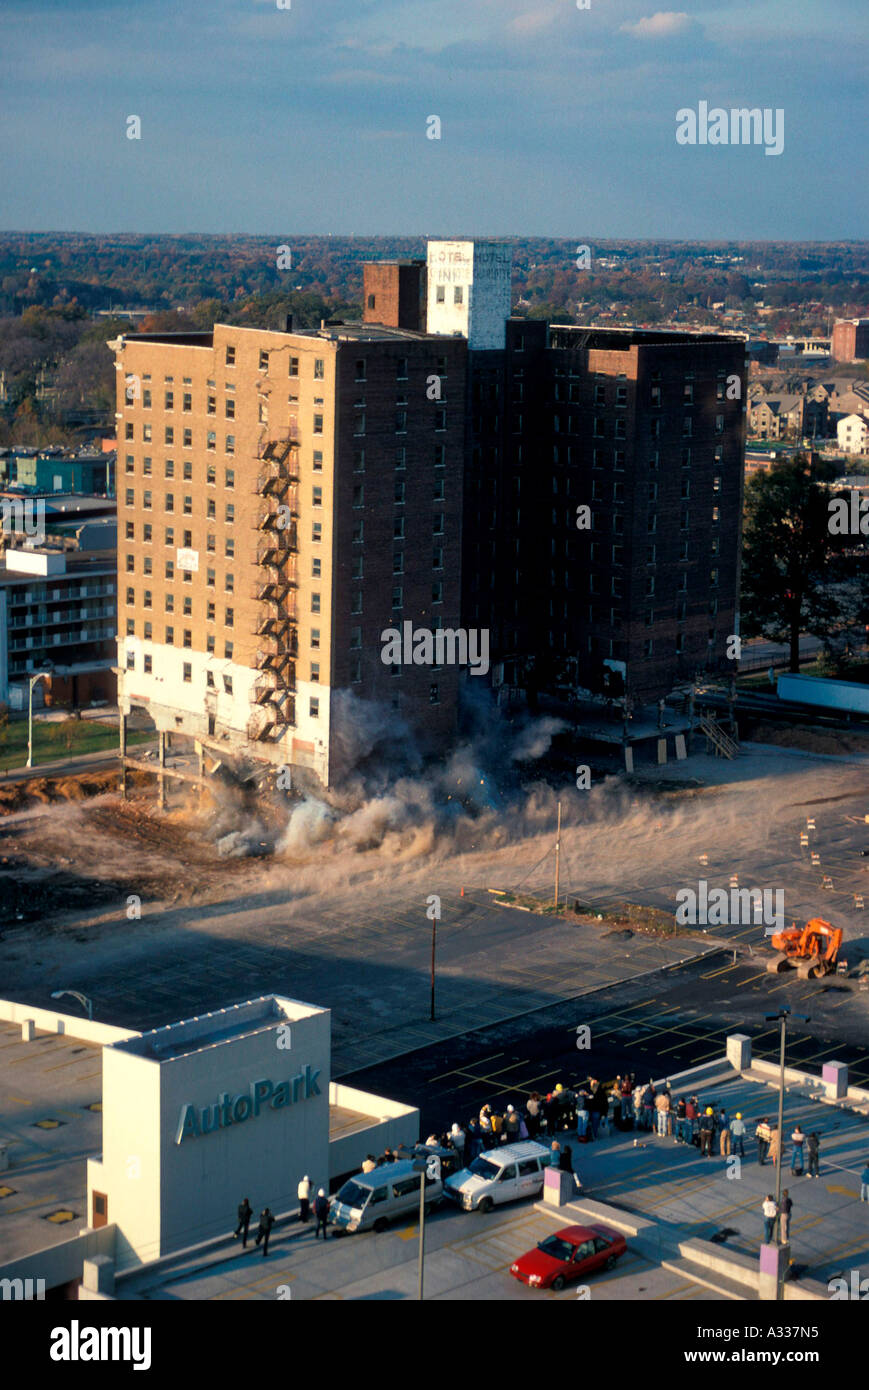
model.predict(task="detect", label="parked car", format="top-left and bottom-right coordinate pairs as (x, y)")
top-left (329, 1159), bottom-right (443, 1234)
top-left (510, 1224), bottom-right (626, 1291)
top-left (445, 1141), bottom-right (549, 1213)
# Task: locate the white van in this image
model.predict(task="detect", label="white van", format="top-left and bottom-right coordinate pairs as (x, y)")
top-left (329, 1160), bottom-right (444, 1234)
top-left (444, 1141), bottom-right (550, 1213)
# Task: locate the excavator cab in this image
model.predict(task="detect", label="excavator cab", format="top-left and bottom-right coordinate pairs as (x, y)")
top-left (766, 918), bottom-right (843, 979)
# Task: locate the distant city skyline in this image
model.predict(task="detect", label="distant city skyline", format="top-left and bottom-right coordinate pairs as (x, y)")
top-left (0, 0), bottom-right (867, 238)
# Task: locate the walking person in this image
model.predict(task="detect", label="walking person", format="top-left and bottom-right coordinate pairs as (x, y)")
top-left (790, 1124), bottom-right (805, 1176)
top-left (313, 1188), bottom-right (330, 1239)
top-left (641, 1082), bottom-right (656, 1133)
top-left (233, 1196), bottom-right (253, 1248)
top-left (254, 1206), bottom-right (275, 1258)
top-left (675, 1096), bottom-right (688, 1144)
top-left (860, 1160), bottom-right (869, 1203)
top-left (731, 1112), bottom-right (746, 1158)
top-left (806, 1132), bottom-right (820, 1178)
top-left (297, 1175), bottom-right (311, 1223)
top-left (780, 1190), bottom-right (793, 1244)
top-left (762, 1194), bottom-right (778, 1245)
top-left (755, 1117), bottom-right (772, 1165)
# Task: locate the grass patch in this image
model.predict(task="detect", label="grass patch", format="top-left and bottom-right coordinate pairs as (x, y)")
top-left (0, 719), bottom-right (152, 772)
top-left (495, 890), bottom-right (686, 937)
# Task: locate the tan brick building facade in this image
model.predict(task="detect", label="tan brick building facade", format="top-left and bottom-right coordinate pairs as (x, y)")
top-left (113, 322), bottom-right (466, 786)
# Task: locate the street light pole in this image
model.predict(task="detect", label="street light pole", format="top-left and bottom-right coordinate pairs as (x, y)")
top-left (764, 1007), bottom-right (809, 1300)
top-left (26, 668), bottom-right (51, 769)
top-left (50, 990), bottom-right (94, 1021)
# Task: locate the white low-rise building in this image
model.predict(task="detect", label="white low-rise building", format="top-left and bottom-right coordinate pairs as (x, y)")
top-left (837, 413), bottom-right (869, 455)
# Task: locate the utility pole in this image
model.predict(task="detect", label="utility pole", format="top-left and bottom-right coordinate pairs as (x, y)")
top-left (554, 800), bottom-right (562, 909)
top-left (429, 915), bottom-right (437, 1021)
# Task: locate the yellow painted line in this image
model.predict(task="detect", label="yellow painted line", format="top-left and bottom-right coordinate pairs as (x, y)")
top-left (7, 1097), bottom-right (32, 1105)
top-left (825, 1183), bottom-right (860, 1199)
top-left (5, 1194), bottom-right (60, 1214)
top-left (398, 1225), bottom-right (420, 1241)
top-left (737, 971), bottom-right (774, 988)
top-left (428, 1053), bottom-right (504, 1083)
top-left (655, 1280), bottom-right (700, 1300)
top-left (700, 963), bottom-right (739, 980)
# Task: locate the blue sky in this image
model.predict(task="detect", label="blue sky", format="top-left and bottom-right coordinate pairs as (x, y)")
top-left (1, 0), bottom-right (866, 237)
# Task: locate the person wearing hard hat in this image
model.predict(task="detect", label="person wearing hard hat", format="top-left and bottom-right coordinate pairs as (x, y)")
top-left (699, 1106), bottom-right (716, 1157)
top-left (313, 1188), bottom-right (330, 1239)
top-left (731, 1113), bottom-right (746, 1158)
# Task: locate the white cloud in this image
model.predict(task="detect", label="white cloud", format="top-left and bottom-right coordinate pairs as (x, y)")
top-left (620, 11), bottom-right (693, 39)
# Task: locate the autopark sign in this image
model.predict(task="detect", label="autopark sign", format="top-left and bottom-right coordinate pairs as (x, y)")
top-left (175, 1067), bottom-right (321, 1143)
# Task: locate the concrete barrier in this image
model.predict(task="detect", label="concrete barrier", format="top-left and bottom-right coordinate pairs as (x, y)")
top-left (0, 999), bottom-right (139, 1047)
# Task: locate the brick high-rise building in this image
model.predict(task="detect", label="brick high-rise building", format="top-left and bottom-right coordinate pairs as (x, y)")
top-left (112, 321), bottom-right (466, 786)
top-left (832, 319), bottom-right (869, 363)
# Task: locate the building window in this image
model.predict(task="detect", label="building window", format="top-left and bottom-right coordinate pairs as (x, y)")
top-left (183, 429), bottom-right (192, 448)
top-left (225, 468), bottom-right (235, 489)
top-left (225, 504), bottom-right (234, 523)
top-left (225, 435), bottom-right (235, 454)
top-left (397, 357), bottom-right (408, 380)
top-left (225, 572), bottom-right (234, 593)
top-left (354, 484), bottom-right (365, 508)
top-left (207, 498), bottom-right (216, 519)
top-left (393, 481), bottom-right (404, 505)
top-left (313, 521), bottom-right (323, 543)
top-left (313, 486), bottom-right (323, 508)
top-left (432, 581), bottom-right (443, 604)
top-left (183, 495), bottom-right (192, 515)
top-left (223, 674), bottom-right (233, 694)
top-left (314, 358), bottom-right (325, 380)
top-left (289, 356), bottom-right (299, 377)
top-left (206, 669), bottom-right (214, 687)
top-left (225, 399), bottom-right (235, 419)
top-left (207, 431), bottom-right (216, 450)
top-left (225, 538), bottom-right (234, 557)
top-left (312, 558), bottom-right (321, 578)
top-left (430, 683), bottom-right (440, 704)
top-left (314, 451), bottom-right (324, 471)
top-left (436, 285), bottom-right (445, 303)
top-left (311, 628), bottom-right (321, 649)
top-left (165, 593), bottom-right (174, 612)
top-left (310, 662), bottom-right (320, 683)
top-left (183, 460), bottom-right (192, 480)
top-left (224, 641), bottom-right (233, 660)
top-left (435, 407), bottom-right (446, 431)
top-left (311, 592), bottom-right (320, 614)
top-left (392, 586), bottom-right (403, 610)
top-left (225, 607), bottom-right (234, 627)
top-left (309, 696), bottom-right (319, 717)
top-left (433, 512), bottom-right (444, 534)
top-left (453, 286), bottom-right (463, 305)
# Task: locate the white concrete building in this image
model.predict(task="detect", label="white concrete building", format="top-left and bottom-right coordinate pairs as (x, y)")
top-left (426, 240), bottom-right (513, 349)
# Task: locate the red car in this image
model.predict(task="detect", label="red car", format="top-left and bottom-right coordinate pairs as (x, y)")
top-left (510, 1224), bottom-right (626, 1291)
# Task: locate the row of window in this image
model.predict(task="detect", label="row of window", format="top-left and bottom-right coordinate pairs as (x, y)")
top-left (123, 522), bottom-right (235, 552)
top-left (124, 491), bottom-right (236, 522)
top-left (126, 631), bottom-right (233, 659)
top-left (584, 477), bottom-right (722, 501)
top-left (125, 457), bottom-right (235, 486)
top-left (124, 423), bottom-right (236, 452)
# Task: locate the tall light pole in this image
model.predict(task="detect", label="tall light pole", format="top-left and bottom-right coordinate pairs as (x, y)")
top-left (413, 1153), bottom-right (440, 1301)
top-left (764, 1007), bottom-right (810, 1299)
top-left (26, 669), bottom-right (51, 769)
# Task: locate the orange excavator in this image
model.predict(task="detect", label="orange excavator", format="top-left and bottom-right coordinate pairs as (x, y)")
top-left (765, 918), bottom-right (844, 979)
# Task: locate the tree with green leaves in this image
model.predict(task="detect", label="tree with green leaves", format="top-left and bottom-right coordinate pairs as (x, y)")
top-left (741, 454), bottom-right (867, 671)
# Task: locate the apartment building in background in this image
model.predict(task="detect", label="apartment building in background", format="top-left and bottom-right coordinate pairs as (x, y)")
top-left (0, 502), bottom-right (117, 708)
top-left (112, 315), bottom-right (466, 786)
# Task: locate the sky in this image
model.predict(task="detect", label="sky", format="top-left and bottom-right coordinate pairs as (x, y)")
top-left (0, 0), bottom-right (867, 238)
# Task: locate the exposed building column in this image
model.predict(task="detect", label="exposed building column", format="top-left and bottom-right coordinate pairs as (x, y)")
top-left (119, 711), bottom-right (127, 801)
top-left (158, 730), bottom-right (167, 811)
